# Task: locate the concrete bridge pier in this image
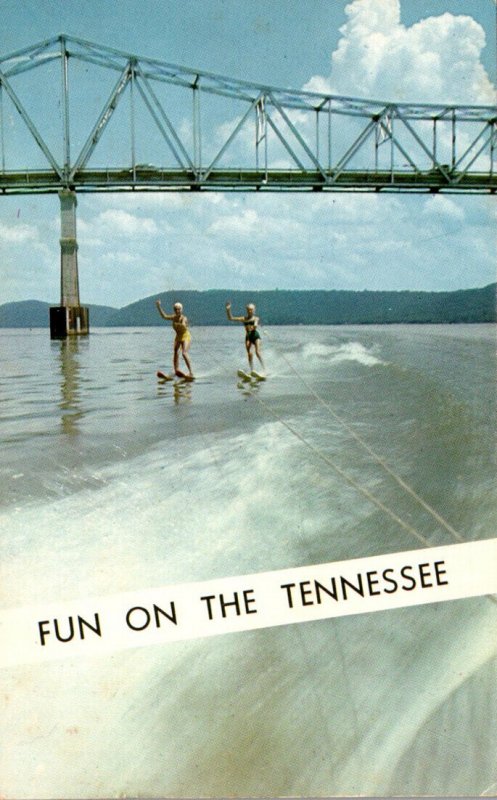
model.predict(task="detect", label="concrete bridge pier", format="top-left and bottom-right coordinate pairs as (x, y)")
top-left (50, 189), bottom-right (89, 338)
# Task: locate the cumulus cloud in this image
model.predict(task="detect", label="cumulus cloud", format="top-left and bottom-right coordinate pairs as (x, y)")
top-left (305, 0), bottom-right (495, 104)
top-left (0, 220), bottom-right (38, 243)
top-left (97, 209), bottom-right (160, 236)
top-left (92, 192), bottom-right (196, 211)
top-left (76, 206), bottom-right (167, 252)
top-left (207, 206), bottom-right (294, 238)
top-left (422, 195), bottom-right (465, 222)
top-left (208, 208), bottom-right (260, 237)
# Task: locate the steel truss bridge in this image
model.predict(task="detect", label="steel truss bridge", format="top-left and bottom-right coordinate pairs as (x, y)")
top-left (1, 35), bottom-right (496, 336)
top-left (1, 34), bottom-right (497, 196)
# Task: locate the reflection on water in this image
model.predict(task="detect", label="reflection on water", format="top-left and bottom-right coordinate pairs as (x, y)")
top-left (157, 376), bottom-right (194, 403)
top-left (56, 337), bottom-right (85, 435)
top-left (236, 378), bottom-right (264, 398)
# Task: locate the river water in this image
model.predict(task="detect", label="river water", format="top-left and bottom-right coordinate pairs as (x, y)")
top-left (0, 323), bottom-right (496, 797)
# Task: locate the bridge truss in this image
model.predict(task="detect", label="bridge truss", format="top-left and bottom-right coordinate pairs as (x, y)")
top-left (1, 34), bottom-right (496, 196)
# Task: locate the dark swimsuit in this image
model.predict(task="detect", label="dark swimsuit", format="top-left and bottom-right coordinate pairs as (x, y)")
top-left (244, 319), bottom-right (261, 344)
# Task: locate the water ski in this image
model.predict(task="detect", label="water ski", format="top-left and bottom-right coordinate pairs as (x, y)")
top-left (175, 369), bottom-right (195, 382)
top-left (251, 370), bottom-right (266, 381)
top-left (157, 370), bottom-right (174, 381)
top-left (237, 369), bottom-right (252, 381)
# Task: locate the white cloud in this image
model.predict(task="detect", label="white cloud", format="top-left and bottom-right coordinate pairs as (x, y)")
top-left (93, 192), bottom-right (186, 211)
top-left (207, 204), bottom-right (306, 242)
top-left (422, 195), bottom-right (465, 222)
top-left (97, 209), bottom-right (160, 236)
top-left (75, 205), bottom-right (170, 252)
top-left (100, 250), bottom-right (142, 265)
top-left (304, 0), bottom-right (495, 104)
top-left (208, 208), bottom-right (260, 237)
top-left (0, 220), bottom-right (38, 243)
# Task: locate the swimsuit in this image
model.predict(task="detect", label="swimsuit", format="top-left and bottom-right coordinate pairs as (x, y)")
top-left (176, 329), bottom-right (191, 344)
top-left (245, 328), bottom-right (261, 344)
top-left (173, 315), bottom-right (191, 344)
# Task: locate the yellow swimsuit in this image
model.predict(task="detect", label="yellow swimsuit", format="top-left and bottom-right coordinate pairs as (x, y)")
top-left (173, 317), bottom-right (191, 344)
top-left (178, 329), bottom-right (191, 344)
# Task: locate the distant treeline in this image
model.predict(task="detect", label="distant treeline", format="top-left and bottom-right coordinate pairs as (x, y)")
top-left (1, 284), bottom-right (496, 327)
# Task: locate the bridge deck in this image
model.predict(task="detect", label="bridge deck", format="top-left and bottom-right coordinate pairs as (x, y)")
top-left (1, 168), bottom-right (495, 195)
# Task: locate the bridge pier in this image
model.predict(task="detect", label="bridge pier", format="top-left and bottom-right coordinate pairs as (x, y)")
top-left (50, 189), bottom-right (89, 338)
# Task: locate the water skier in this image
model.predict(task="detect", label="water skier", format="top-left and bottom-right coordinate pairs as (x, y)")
top-left (155, 300), bottom-right (194, 378)
top-left (225, 301), bottom-right (265, 374)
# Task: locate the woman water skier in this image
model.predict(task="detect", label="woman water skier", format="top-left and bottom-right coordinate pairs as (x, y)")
top-left (155, 299), bottom-right (194, 378)
top-left (225, 301), bottom-right (265, 374)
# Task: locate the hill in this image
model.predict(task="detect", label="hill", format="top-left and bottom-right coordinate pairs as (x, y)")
top-left (0, 285), bottom-right (495, 327)
top-left (0, 301), bottom-right (117, 328)
top-left (107, 285), bottom-right (497, 325)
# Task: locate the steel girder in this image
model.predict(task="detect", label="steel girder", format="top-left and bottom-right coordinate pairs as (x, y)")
top-left (0, 34), bottom-right (496, 195)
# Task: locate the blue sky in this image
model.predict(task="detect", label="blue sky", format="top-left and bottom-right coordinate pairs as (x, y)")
top-left (1, 0), bottom-right (496, 307)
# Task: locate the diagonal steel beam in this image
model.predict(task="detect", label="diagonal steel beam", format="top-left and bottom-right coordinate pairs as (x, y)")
top-left (395, 109), bottom-right (451, 180)
top-left (134, 64), bottom-right (195, 171)
top-left (453, 121), bottom-right (494, 171)
top-left (268, 91), bottom-right (327, 179)
top-left (201, 94), bottom-right (263, 182)
top-left (133, 81), bottom-right (187, 171)
top-left (265, 113), bottom-right (307, 170)
top-left (4, 53), bottom-right (61, 80)
top-left (67, 50), bottom-right (128, 76)
top-left (328, 117), bottom-right (378, 184)
top-left (379, 119), bottom-right (420, 172)
top-left (0, 36), bottom-right (60, 65)
top-left (452, 126), bottom-right (496, 183)
top-left (0, 37), bottom-right (61, 77)
top-left (69, 63), bottom-right (131, 180)
top-left (0, 67), bottom-right (62, 176)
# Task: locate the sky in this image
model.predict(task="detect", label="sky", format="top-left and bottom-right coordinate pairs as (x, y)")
top-left (0, 0), bottom-right (496, 307)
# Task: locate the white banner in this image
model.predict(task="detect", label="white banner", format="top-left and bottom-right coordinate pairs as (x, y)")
top-left (1, 538), bottom-right (496, 667)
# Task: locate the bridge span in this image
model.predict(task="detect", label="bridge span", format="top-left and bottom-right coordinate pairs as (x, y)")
top-left (1, 35), bottom-right (496, 334)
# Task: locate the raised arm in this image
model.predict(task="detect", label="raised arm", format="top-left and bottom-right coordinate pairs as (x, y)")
top-left (156, 300), bottom-right (173, 320)
top-left (225, 302), bottom-right (245, 323)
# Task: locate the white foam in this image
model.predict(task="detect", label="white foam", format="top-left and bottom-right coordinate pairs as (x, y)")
top-left (0, 421), bottom-right (324, 608)
top-left (302, 340), bottom-right (385, 366)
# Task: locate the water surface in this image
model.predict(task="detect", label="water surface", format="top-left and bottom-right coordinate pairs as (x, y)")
top-left (1, 324), bottom-right (496, 797)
